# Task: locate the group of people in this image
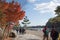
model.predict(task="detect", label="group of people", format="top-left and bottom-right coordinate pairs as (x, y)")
top-left (42, 26), bottom-right (59, 40)
top-left (16, 27), bottom-right (26, 34)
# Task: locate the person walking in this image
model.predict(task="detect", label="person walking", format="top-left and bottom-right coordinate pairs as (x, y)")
top-left (16, 27), bottom-right (18, 34)
top-left (42, 26), bottom-right (49, 40)
top-left (50, 28), bottom-right (59, 40)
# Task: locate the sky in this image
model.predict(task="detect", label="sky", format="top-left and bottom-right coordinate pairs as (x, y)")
top-left (7, 0), bottom-right (60, 26)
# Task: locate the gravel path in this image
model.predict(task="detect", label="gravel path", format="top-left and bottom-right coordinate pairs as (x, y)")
top-left (13, 30), bottom-right (43, 40)
top-left (15, 34), bottom-right (41, 40)
top-left (4, 30), bottom-right (52, 40)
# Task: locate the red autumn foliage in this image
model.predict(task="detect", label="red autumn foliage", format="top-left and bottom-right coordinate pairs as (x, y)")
top-left (0, 0), bottom-right (25, 23)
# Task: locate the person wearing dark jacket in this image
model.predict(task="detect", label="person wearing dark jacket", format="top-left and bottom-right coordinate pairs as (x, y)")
top-left (50, 28), bottom-right (59, 40)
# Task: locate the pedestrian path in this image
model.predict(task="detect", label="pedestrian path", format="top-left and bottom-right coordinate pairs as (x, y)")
top-left (11, 30), bottom-right (43, 40)
top-left (15, 34), bottom-right (41, 40)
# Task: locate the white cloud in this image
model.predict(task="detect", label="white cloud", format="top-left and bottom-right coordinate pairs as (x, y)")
top-left (27, 0), bottom-right (36, 3)
top-left (53, 0), bottom-right (60, 3)
top-left (34, 0), bottom-right (60, 15)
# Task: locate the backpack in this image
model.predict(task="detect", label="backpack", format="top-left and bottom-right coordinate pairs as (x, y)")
top-left (43, 29), bottom-right (49, 36)
top-left (45, 29), bottom-right (49, 35)
top-left (50, 31), bottom-right (59, 39)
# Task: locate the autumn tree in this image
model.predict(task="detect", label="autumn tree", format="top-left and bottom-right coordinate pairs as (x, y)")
top-left (4, 1), bottom-right (25, 27)
top-left (0, 0), bottom-right (25, 40)
top-left (0, 0), bottom-right (9, 29)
